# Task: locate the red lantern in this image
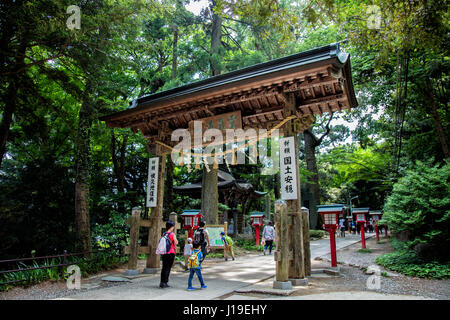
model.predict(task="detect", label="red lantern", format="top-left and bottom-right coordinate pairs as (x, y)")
top-left (250, 212), bottom-right (265, 246)
top-left (180, 209), bottom-right (203, 238)
top-left (317, 204), bottom-right (344, 267)
top-left (369, 210), bottom-right (383, 241)
top-left (353, 208), bottom-right (370, 248)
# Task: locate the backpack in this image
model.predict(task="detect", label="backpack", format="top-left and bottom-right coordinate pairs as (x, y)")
top-left (224, 235), bottom-right (233, 246)
top-left (194, 229), bottom-right (205, 245)
top-left (155, 232), bottom-right (172, 255)
top-left (187, 250), bottom-right (200, 269)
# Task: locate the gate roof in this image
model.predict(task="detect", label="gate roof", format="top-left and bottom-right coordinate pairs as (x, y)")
top-left (100, 43), bottom-right (357, 140)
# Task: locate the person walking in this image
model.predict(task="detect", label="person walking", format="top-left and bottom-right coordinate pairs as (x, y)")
top-left (183, 238), bottom-right (193, 271)
top-left (262, 221), bottom-right (275, 255)
top-left (339, 218), bottom-right (346, 237)
top-left (220, 231), bottom-right (235, 261)
top-left (193, 221), bottom-right (210, 261)
top-left (160, 221), bottom-right (178, 288)
top-left (187, 241), bottom-right (207, 290)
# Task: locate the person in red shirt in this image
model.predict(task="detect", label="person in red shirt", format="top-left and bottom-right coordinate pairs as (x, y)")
top-left (160, 221), bottom-right (178, 288)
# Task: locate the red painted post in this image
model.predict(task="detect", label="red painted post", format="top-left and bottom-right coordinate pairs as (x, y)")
top-left (360, 223), bottom-right (366, 249)
top-left (385, 224), bottom-right (388, 236)
top-left (256, 226), bottom-right (260, 246)
top-left (329, 227), bottom-right (337, 267)
top-left (375, 224), bottom-right (379, 242)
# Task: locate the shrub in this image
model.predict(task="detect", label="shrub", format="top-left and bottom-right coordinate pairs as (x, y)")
top-left (309, 230), bottom-right (326, 239)
top-left (234, 239), bottom-right (265, 251)
top-left (382, 161), bottom-right (450, 261)
top-left (376, 249), bottom-right (450, 279)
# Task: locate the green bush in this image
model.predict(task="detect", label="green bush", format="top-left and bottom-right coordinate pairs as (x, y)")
top-left (376, 240), bottom-right (450, 279)
top-left (383, 161), bottom-right (450, 260)
top-left (376, 249), bottom-right (450, 279)
top-left (234, 239), bottom-right (265, 251)
top-left (309, 230), bottom-right (326, 239)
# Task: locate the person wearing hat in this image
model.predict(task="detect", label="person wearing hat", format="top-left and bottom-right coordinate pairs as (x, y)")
top-left (160, 221), bottom-right (178, 288)
top-left (220, 231), bottom-right (235, 261)
top-left (183, 237), bottom-right (193, 271)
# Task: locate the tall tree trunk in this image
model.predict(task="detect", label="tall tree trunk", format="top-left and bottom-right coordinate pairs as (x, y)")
top-left (164, 155), bottom-right (175, 221)
top-left (201, 167), bottom-right (219, 225)
top-left (0, 43), bottom-right (26, 168)
top-left (162, 24), bottom-right (178, 219)
top-left (304, 129), bottom-right (320, 229)
top-left (425, 78), bottom-right (450, 159)
top-left (209, 0), bottom-right (222, 76)
top-left (274, 173), bottom-right (281, 199)
top-left (0, 79), bottom-right (17, 168)
top-left (111, 132), bottom-right (128, 215)
top-left (201, 0), bottom-right (222, 224)
top-left (171, 25), bottom-right (178, 80)
top-left (75, 91), bottom-right (94, 255)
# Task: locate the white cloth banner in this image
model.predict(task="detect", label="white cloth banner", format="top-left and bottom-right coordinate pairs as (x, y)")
top-left (280, 136), bottom-right (298, 200)
top-left (146, 157), bottom-right (159, 207)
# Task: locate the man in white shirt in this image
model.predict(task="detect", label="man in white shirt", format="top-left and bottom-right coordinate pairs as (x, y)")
top-left (262, 221), bottom-right (275, 255)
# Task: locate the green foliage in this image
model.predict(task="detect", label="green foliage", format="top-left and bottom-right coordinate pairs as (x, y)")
top-left (70, 251), bottom-right (127, 277)
top-left (383, 161), bottom-right (450, 256)
top-left (234, 239), bottom-right (265, 251)
top-left (376, 242), bottom-right (450, 279)
top-left (92, 210), bottom-right (129, 250)
top-left (358, 248), bottom-right (372, 253)
top-left (309, 230), bottom-right (326, 240)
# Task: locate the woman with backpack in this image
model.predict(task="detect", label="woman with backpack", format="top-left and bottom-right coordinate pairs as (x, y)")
top-left (193, 221), bottom-right (210, 261)
top-left (159, 221), bottom-right (178, 288)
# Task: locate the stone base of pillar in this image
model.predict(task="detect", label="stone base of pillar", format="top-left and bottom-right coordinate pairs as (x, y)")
top-left (273, 280), bottom-right (293, 290)
top-left (124, 269), bottom-right (139, 276)
top-left (289, 278), bottom-right (308, 286)
top-left (143, 267), bottom-right (160, 274)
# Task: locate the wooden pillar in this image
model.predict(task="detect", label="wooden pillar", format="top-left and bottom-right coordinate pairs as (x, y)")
top-left (125, 209), bottom-right (140, 275)
top-left (144, 135), bottom-right (167, 273)
top-left (302, 207), bottom-right (311, 276)
top-left (273, 200), bottom-right (291, 289)
top-left (283, 93), bottom-right (306, 281)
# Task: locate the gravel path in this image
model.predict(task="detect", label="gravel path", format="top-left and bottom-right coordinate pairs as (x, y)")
top-left (313, 237), bottom-right (450, 300)
top-left (2, 236), bottom-right (448, 300)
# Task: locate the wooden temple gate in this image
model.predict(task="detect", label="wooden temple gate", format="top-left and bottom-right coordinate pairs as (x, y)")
top-left (100, 43), bottom-right (357, 285)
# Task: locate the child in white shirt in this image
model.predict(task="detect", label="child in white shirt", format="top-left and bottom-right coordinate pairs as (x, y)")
top-left (184, 238), bottom-right (193, 271)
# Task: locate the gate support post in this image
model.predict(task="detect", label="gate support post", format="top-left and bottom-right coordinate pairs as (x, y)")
top-left (125, 208), bottom-right (140, 276)
top-left (283, 93), bottom-right (307, 286)
top-left (144, 125), bottom-right (168, 274)
top-left (273, 200), bottom-right (292, 290)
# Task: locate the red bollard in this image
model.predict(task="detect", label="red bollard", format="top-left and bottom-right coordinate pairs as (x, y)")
top-left (329, 227), bottom-right (337, 267)
top-left (360, 223), bottom-right (366, 249)
top-left (256, 226), bottom-right (260, 246)
top-left (375, 224), bottom-right (379, 242)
